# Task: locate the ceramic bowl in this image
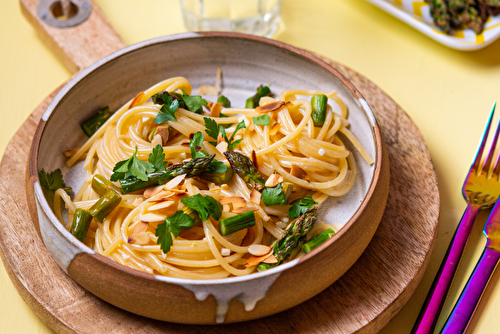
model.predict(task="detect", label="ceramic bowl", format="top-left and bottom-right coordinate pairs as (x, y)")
top-left (29, 32), bottom-right (390, 324)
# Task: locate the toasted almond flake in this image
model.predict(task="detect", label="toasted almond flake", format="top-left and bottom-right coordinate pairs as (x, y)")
top-left (155, 126), bottom-right (170, 146)
top-left (221, 248), bottom-right (231, 256)
top-left (248, 244), bottom-right (272, 256)
top-left (128, 232), bottom-right (149, 245)
top-left (62, 147), bottom-right (78, 158)
top-left (164, 174), bottom-right (186, 190)
top-left (210, 102), bottom-right (222, 117)
top-left (141, 213), bottom-right (167, 222)
top-left (144, 184), bottom-right (165, 199)
top-left (249, 189), bottom-right (261, 205)
top-left (318, 148), bottom-right (326, 156)
top-left (233, 207), bottom-right (258, 214)
top-left (215, 140), bottom-right (228, 154)
top-left (290, 164), bottom-right (310, 181)
top-left (198, 84), bottom-right (218, 95)
top-left (220, 196), bottom-right (246, 208)
top-left (245, 252), bottom-right (273, 267)
top-left (129, 92), bottom-right (145, 109)
top-left (265, 174), bottom-right (283, 188)
top-left (255, 101), bottom-right (287, 113)
top-left (269, 122), bottom-right (281, 136)
top-left (217, 132), bottom-right (225, 144)
top-left (263, 254), bottom-right (278, 264)
top-left (151, 134), bottom-right (163, 148)
top-left (221, 184), bottom-right (230, 192)
top-left (223, 204), bottom-right (231, 212)
top-left (132, 198), bottom-right (144, 206)
top-left (251, 150), bottom-right (258, 170)
top-left (131, 221), bottom-right (149, 234)
top-left (148, 201), bottom-right (176, 211)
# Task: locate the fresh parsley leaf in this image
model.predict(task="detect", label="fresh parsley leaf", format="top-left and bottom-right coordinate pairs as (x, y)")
top-left (204, 117), bottom-right (220, 144)
top-left (252, 114), bottom-right (270, 126)
top-left (149, 144), bottom-right (167, 172)
top-left (204, 117), bottom-right (245, 149)
top-left (205, 160), bottom-right (227, 174)
top-left (181, 88), bottom-right (208, 114)
top-left (181, 194), bottom-right (222, 221)
top-left (38, 168), bottom-right (70, 192)
top-left (190, 131), bottom-right (207, 159)
top-left (227, 120), bottom-right (246, 148)
top-left (154, 94), bottom-right (179, 124)
top-left (155, 211), bottom-right (194, 253)
top-left (110, 147), bottom-right (155, 182)
top-left (262, 183), bottom-right (286, 206)
top-left (288, 194), bottom-right (318, 218)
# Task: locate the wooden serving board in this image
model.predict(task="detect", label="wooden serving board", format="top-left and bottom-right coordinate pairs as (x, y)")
top-left (0, 1), bottom-right (439, 333)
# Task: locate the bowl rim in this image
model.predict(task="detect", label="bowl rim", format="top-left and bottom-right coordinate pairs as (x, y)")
top-left (30, 31), bottom-right (385, 285)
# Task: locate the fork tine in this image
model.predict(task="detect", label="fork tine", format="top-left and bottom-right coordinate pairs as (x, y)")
top-left (484, 103), bottom-right (500, 176)
top-left (472, 102), bottom-right (496, 173)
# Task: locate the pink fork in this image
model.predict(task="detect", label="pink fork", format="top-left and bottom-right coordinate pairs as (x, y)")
top-left (412, 103), bottom-right (500, 334)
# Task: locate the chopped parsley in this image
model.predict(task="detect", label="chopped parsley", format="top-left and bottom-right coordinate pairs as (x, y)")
top-left (203, 117), bottom-right (246, 149)
top-left (252, 114), bottom-right (270, 126)
top-left (155, 211), bottom-right (194, 253)
top-left (288, 194), bottom-right (318, 218)
top-left (38, 168), bottom-right (71, 192)
top-left (110, 145), bottom-right (166, 182)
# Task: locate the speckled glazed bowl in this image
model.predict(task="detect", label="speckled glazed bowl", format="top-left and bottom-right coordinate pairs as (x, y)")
top-left (29, 32), bottom-right (390, 324)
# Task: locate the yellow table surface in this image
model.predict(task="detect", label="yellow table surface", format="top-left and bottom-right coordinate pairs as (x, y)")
top-left (2, 0), bottom-right (500, 333)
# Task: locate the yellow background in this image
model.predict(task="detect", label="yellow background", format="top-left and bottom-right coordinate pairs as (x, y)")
top-left (2, 0), bottom-right (500, 332)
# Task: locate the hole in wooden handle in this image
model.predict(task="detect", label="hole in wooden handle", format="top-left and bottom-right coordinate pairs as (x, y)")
top-left (37, 0), bottom-right (92, 28)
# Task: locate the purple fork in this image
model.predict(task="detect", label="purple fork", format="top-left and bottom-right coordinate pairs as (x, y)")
top-left (412, 103), bottom-right (500, 334)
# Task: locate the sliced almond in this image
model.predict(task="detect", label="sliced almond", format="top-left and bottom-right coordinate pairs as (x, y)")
top-left (255, 101), bottom-right (287, 113)
top-left (221, 184), bottom-right (230, 192)
top-left (245, 252), bottom-right (273, 267)
top-left (131, 221), bottom-right (149, 234)
top-left (262, 254), bottom-right (278, 264)
top-left (210, 102), bottom-right (222, 117)
top-left (248, 244), bottom-right (272, 256)
top-left (233, 207), bottom-right (258, 214)
top-left (249, 189), bottom-right (261, 205)
top-left (148, 201), bottom-right (175, 211)
top-left (129, 91), bottom-right (145, 109)
top-left (215, 140), bottom-right (228, 154)
top-left (269, 122), bottom-right (281, 136)
top-left (220, 196), bottom-right (246, 208)
top-left (128, 232), bottom-right (150, 245)
top-left (198, 84), bottom-right (218, 96)
top-left (151, 134), bottom-right (163, 148)
top-left (290, 164), bottom-right (310, 181)
top-left (140, 213), bottom-right (167, 222)
top-left (251, 150), bottom-right (258, 170)
top-left (163, 174), bottom-right (186, 190)
top-left (155, 126), bottom-right (170, 146)
top-left (265, 174), bottom-right (283, 188)
top-left (143, 184), bottom-right (164, 199)
top-left (132, 198), bottom-right (144, 206)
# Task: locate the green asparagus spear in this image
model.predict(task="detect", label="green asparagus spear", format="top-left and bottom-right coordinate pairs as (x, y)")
top-left (245, 85), bottom-right (272, 108)
top-left (119, 154), bottom-right (215, 193)
top-left (224, 151), bottom-right (266, 191)
top-left (311, 94), bottom-right (328, 127)
top-left (81, 106), bottom-right (112, 137)
top-left (199, 167), bottom-right (235, 184)
top-left (219, 210), bottom-right (256, 236)
top-left (258, 208), bottom-right (318, 271)
top-left (88, 188), bottom-right (122, 223)
top-left (303, 228), bottom-right (335, 254)
top-left (69, 208), bottom-right (93, 242)
top-left (217, 95), bottom-right (231, 108)
top-left (91, 174), bottom-right (120, 196)
top-left (428, 0), bottom-right (451, 33)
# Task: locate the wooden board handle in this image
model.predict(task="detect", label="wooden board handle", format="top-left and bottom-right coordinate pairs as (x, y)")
top-left (20, 0), bottom-right (125, 74)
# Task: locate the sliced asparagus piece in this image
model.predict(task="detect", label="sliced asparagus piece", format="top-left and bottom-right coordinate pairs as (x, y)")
top-left (303, 228), bottom-right (335, 254)
top-left (311, 94), bottom-right (328, 127)
top-left (88, 188), bottom-right (122, 223)
top-left (69, 208), bottom-right (93, 242)
top-left (219, 210), bottom-right (256, 236)
top-left (224, 151), bottom-right (266, 191)
top-left (91, 174), bottom-right (120, 196)
top-left (119, 154), bottom-right (215, 193)
top-left (81, 106), bottom-right (112, 137)
top-left (245, 85), bottom-right (272, 108)
top-left (217, 95), bottom-right (231, 108)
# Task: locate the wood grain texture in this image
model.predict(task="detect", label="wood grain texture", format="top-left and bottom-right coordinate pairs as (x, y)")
top-left (20, 0), bottom-right (125, 73)
top-left (0, 56), bottom-right (439, 333)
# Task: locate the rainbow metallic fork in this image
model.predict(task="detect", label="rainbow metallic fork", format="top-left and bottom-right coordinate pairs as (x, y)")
top-left (412, 103), bottom-right (500, 334)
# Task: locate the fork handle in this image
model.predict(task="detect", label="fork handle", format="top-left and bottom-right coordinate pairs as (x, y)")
top-left (440, 247), bottom-right (500, 334)
top-left (411, 204), bottom-right (481, 334)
